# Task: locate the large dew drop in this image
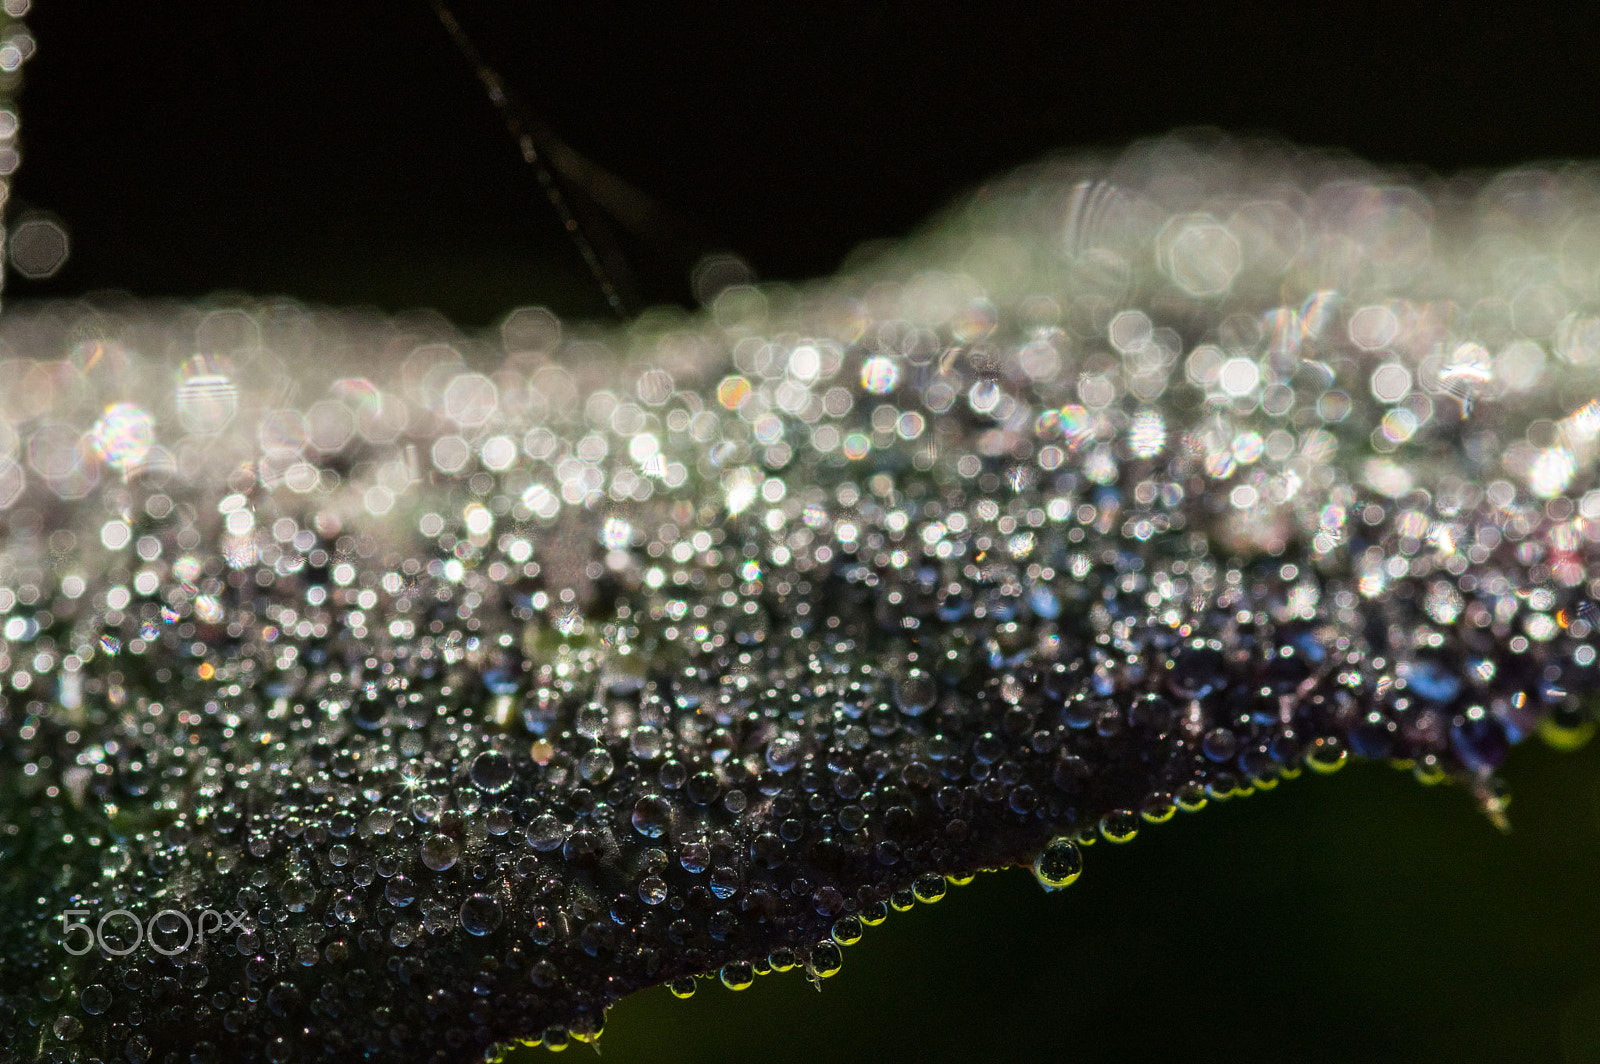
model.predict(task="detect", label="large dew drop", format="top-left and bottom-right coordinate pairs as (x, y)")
top-left (1032, 837), bottom-right (1084, 890)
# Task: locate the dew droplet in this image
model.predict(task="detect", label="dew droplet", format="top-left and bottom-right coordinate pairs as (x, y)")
top-left (419, 834), bottom-right (459, 871)
top-left (1099, 809), bottom-right (1140, 843)
top-left (809, 940), bottom-right (844, 978)
top-left (709, 866), bottom-right (740, 900)
top-left (385, 874), bottom-right (416, 907)
top-left (79, 982), bottom-right (112, 1015)
top-left (631, 795), bottom-right (672, 838)
top-left (765, 733), bottom-right (803, 772)
top-left (720, 960), bottom-right (754, 990)
top-left (639, 876), bottom-right (668, 905)
top-left (459, 893), bottom-right (503, 936)
top-left (1032, 836), bottom-right (1083, 890)
top-left (894, 670), bottom-right (937, 716)
top-left (1140, 792), bottom-right (1177, 823)
top-left (679, 840), bottom-right (710, 875)
top-left (577, 747), bottom-right (614, 784)
top-left (527, 814), bottom-right (565, 852)
top-left (469, 750), bottom-right (514, 794)
top-left (1305, 736), bottom-right (1349, 774)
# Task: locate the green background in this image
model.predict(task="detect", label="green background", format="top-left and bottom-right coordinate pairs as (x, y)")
top-left (537, 744), bottom-right (1600, 1064)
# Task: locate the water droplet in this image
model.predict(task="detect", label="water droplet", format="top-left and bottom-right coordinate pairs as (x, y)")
top-left (639, 876), bottom-right (668, 905)
top-left (578, 747), bottom-right (614, 784)
top-left (709, 866), bottom-right (740, 900)
top-left (629, 726), bottom-right (666, 760)
top-left (809, 940), bottom-right (844, 978)
top-left (894, 670), bottom-right (937, 716)
top-left (679, 840), bottom-right (710, 875)
top-left (765, 733), bottom-right (803, 772)
top-left (1099, 809), bottom-right (1139, 843)
top-left (459, 893), bottom-right (503, 935)
top-left (720, 960), bottom-right (754, 990)
top-left (79, 982), bottom-right (111, 1015)
top-left (1305, 736), bottom-right (1349, 774)
top-left (1033, 836), bottom-right (1084, 890)
top-left (1140, 792), bottom-right (1177, 823)
top-left (385, 874), bottom-right (416, 907)
top-left (469, 750), bottom-right (514, 793)
top-left (420, 834), bottom-right (459, 871)
top-left (527, 814), bottom-right (565, 851)
top-left (631, 795), bottom-right (672, 838)
top-left (281, 877), bottom-right (315, 912)
top-left (1175, 783), bottom-right (1209, 812)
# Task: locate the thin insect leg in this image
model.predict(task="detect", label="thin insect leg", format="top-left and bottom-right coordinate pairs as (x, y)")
top-left (427, 0), bottom-right (638, 316)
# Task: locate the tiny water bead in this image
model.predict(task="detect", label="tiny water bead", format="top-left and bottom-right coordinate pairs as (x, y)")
top-left (419, 834), bottom-right (460, 872)
top-left (1032, 837), bottom-right (1084, 890)
top-left (832, 915), bottom-right (865, 946)
top-left (1099, 810), bottom-right (1140, 844)
top-left (3, 133), bottom-right (1600, 1062)
top-left (385, 874), bottom-right (417, 907)
top-left (1139, 793), bottom-right (1177, 823)
top-left (1305, 737), bottom-right (1351, 775)
top-left (720, 961), bottom-right (755, 991)
top-left (469, 750), bottom-right (515, 793)
top-left (631, 795), bottom-right (672, 838)
top-left (460, 893), bottom-right (504, 936)
top-left (894, 670), bottom-right (938, 716)
top-left (809, 942), bottom-right (845, 979)
top-left (79, 984), bottom-right (112, 1016)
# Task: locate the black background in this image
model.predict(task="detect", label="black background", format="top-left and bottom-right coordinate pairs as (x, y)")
top-left (10, 4), bottom-right (1600, 1063)
top-left (13, 2), bottom-right (1600, 323)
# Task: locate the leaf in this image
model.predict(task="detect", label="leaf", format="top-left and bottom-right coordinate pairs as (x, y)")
top-left (1, 132), bottom-right (1597, 1062)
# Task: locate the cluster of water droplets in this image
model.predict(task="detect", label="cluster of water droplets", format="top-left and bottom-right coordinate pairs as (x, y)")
top-left (2, 133), bottom-right (1599, 1060)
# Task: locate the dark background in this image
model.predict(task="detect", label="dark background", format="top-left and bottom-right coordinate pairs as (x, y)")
top-left (13, 2), bottom-right (1600, 324)
top-left (10, 3), bottom-right (1600, 1062)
